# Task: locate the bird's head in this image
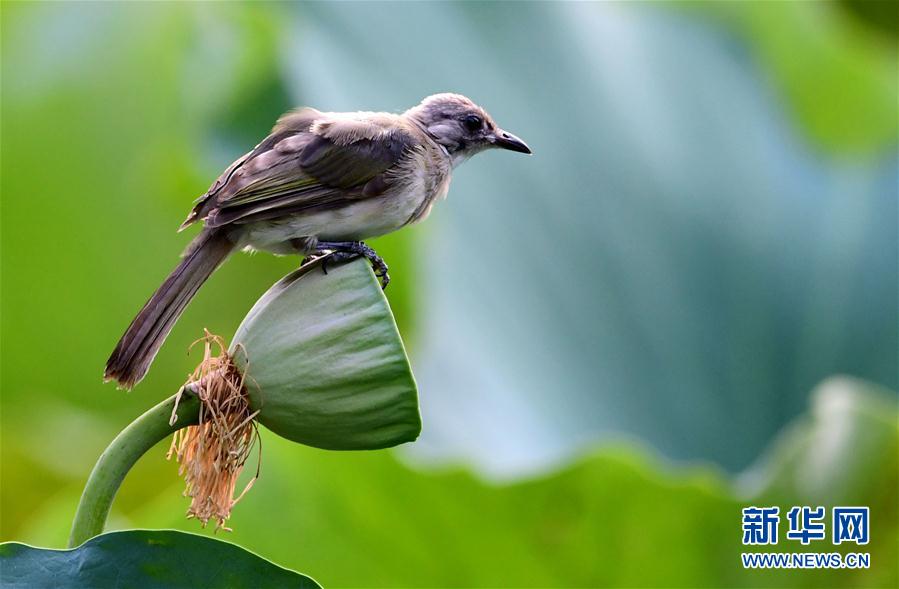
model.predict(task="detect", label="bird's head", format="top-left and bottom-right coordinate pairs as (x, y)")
top-left (407, 93), bottom-right (531, 165)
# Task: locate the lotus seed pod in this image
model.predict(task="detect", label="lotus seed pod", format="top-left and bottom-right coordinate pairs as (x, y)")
top-left (230, 257), bottom-right (420, 450)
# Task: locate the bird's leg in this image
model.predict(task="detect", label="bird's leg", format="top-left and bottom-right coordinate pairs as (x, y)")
top-left (292, 237), bottom-right (324, 268)
top-left (300, 252), bottom-right (326, 268)
top-left (315, 241), bottom-right (390, 289)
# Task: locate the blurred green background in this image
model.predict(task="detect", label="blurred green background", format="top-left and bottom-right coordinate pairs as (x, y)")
top-left (1, 2), bottom-right (896, 587)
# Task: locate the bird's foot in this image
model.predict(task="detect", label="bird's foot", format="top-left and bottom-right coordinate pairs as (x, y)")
top-left (300, 252), bottom-right (326, 268)
top-left (315, 241), bottom-right (390, 289)
top-left (296, 238), bottom-right (325, 268)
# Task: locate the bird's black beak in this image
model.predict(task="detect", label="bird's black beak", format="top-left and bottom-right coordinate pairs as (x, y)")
top-left (493, 129), bottom-right (532, 154)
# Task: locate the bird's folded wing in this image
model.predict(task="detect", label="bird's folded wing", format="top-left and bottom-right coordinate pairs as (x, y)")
top-left (185, 110), bottom-right (416, 229)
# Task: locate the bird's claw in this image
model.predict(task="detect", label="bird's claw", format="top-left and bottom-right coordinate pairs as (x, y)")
top-left (312, 241), bottom-right (390, 289)
top-left (300, 252), bottom-right (325, 269)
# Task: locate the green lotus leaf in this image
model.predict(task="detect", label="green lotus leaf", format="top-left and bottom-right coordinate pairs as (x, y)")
top-left (230, 257), bottom-right (421, 450)
top-left (0, 530), bottom-right (320, 589)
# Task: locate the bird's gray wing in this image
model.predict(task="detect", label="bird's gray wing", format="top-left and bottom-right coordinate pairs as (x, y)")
top-left (184, 111), bottom-right (415, 229)
top-left (180, 108), bottom-right (325, 229)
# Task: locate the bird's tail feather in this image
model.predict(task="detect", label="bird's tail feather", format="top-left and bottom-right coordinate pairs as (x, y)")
top-left (104, 229), bottom-right (234, 390)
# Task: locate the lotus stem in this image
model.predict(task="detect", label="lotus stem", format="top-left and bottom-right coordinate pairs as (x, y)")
top-left (68, 391), bottom-right (200, 547)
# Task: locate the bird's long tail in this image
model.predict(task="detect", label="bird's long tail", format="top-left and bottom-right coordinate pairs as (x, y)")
top-left (105, 228), bottom-right (235, 389)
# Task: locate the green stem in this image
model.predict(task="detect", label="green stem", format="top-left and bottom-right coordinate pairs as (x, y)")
top-left (68, 392), bottom-right (200, 547)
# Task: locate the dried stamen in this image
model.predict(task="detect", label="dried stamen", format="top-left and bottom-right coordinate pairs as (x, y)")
top-left (167, 330), bottom-right (260, 531)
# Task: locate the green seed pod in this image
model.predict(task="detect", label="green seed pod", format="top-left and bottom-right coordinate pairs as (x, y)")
top-left (230, 257), bottom-right (420, 450)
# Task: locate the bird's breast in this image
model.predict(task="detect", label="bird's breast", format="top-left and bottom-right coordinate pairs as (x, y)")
top-left (392, 144), bottom-right (452, 226)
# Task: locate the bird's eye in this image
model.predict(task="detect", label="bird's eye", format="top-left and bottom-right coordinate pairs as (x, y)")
top-left (461, 114), bottom-right (483, 133)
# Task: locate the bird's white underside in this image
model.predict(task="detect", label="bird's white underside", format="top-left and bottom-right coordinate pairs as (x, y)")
top-left (234, 147), bottom-right (452, 255)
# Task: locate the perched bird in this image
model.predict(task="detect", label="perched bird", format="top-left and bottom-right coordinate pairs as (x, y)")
top-left (104, 93), bottom-right (531, 389)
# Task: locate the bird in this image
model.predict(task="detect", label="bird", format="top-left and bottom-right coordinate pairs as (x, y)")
top-left (104, 93), bottom-right (531, 390)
